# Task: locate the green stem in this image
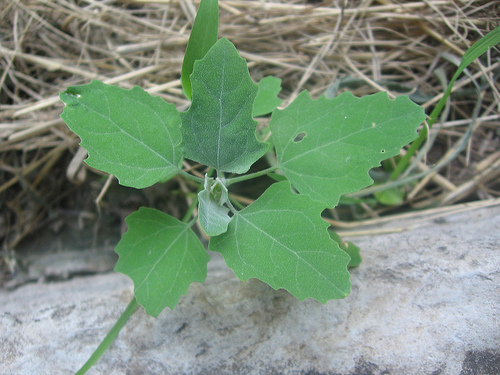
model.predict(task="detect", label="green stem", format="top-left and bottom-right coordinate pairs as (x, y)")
top-left (76, 297), bottom-right (140, 375)
top-left (226, 194), bottom-right (242, 213)
top-left (390, 112), bottom-right (434, 180)
top-left (225, 165), bottom-right (279, 185)
top-left (228, 195), bottom-right (245, 210)
top-left (179, 169), bottom-right (204, 184)
top-left (182, 193), bottom-right (199, 223)
top-left (76, 168), bottom-right (204, 374)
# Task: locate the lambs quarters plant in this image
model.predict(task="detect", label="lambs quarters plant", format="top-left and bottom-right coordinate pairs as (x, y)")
top-left (60, 38), bottom-right (424, 314)
top-left (66, 0), bottom-right (500, 372)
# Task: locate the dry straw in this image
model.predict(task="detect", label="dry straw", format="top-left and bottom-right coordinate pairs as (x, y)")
top-left (0, 0), bottom-right (499, 252)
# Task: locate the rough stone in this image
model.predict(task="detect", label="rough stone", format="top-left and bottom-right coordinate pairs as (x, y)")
top-left (0, 206), bottom-right (499, 375)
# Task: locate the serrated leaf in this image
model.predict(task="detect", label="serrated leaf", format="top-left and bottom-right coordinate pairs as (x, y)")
top-left (114, 207), bottom-right (210, 317)
top-left (253, 76), bottom-right (283, 117)
top-left (270, 91), bottom-right (425, 207)
top-left (180, 38), bottom-right (269, 173)
top-left (60, 80), bottom-right (182, 189)
top-left (198, 175), bottom-right (232, 236)
top-left (209, 181), bottom-right (351, 302)
top-left (181, 0), bottom-right (219, 99)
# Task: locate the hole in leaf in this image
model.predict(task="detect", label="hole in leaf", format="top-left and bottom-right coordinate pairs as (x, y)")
top-left (381, 149), bottom-right (386, 153)
top-left (293, 132), bottom-right (306, 143)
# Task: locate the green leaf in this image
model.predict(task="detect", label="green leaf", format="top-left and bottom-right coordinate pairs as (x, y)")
top-left (267, 172), bottom-right (288, 183)
top-left (270, 91), bottom-right (425, 208)
top-left (198, 175), bottom-right (232, 236)
top-left (60, 80), bottom-right (182, 189)
top-left (181, 0), bottom-right (219, 99)
top-left (114, 207), bottom-right (210, 317)
top-left (253, 76), bottom-right (283, 117)
top-left (329, 231), bottom-right (361, 269)
top-left (209, 181), bottom-right (351, 302)
top-left (180, 38), bottom-right (269, 173)
top-left (374, 186), bottom-right (405, 206)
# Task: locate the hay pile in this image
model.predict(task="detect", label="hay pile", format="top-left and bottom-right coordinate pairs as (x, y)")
top-left (1, 0), bottom-right (499, 257)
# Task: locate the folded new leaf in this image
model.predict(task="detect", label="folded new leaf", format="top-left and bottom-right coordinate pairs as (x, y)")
top-left (198, 175), bottom-right (232, 236)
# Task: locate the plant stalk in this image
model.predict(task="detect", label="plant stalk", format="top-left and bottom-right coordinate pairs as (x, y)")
top-left (75, 297), bottom-right (140, 374)
top-left (225, 165), bottom-right (279, 185)
top-left (179, 169), bottom-right (205, 184)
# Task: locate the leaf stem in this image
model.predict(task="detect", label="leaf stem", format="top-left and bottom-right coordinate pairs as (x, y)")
top-left (75, 297), bottom-right (140, 375)
top-left (228, 195), bottom-right (245, 210)
top-left (179, 169), bottom-right (205, 184)
top-left (182, 193), bottom-right (199, 223)
top-left (225, 165), bottom-right (279, 185)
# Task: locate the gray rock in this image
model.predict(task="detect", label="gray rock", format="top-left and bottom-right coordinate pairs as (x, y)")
top-left (6, 247), bottom-right (117, 288)
top-left (1, 206), bottom-right (499, 375)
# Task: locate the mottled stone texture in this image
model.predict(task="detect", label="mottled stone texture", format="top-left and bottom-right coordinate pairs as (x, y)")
top-left (1, 206), bottom-right (499, 375)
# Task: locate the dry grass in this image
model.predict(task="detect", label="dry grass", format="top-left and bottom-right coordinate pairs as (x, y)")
top-left (1, 0), bottom-right (499, 255)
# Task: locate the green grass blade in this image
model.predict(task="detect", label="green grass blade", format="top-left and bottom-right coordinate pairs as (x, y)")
top-left (391, 25), bottom-right (500, 180)
top-left (181, 0), bottom-right (218, 100)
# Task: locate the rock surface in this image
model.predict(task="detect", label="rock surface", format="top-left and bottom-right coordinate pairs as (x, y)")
top-left (1, 205), bottom-right (499, 375)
